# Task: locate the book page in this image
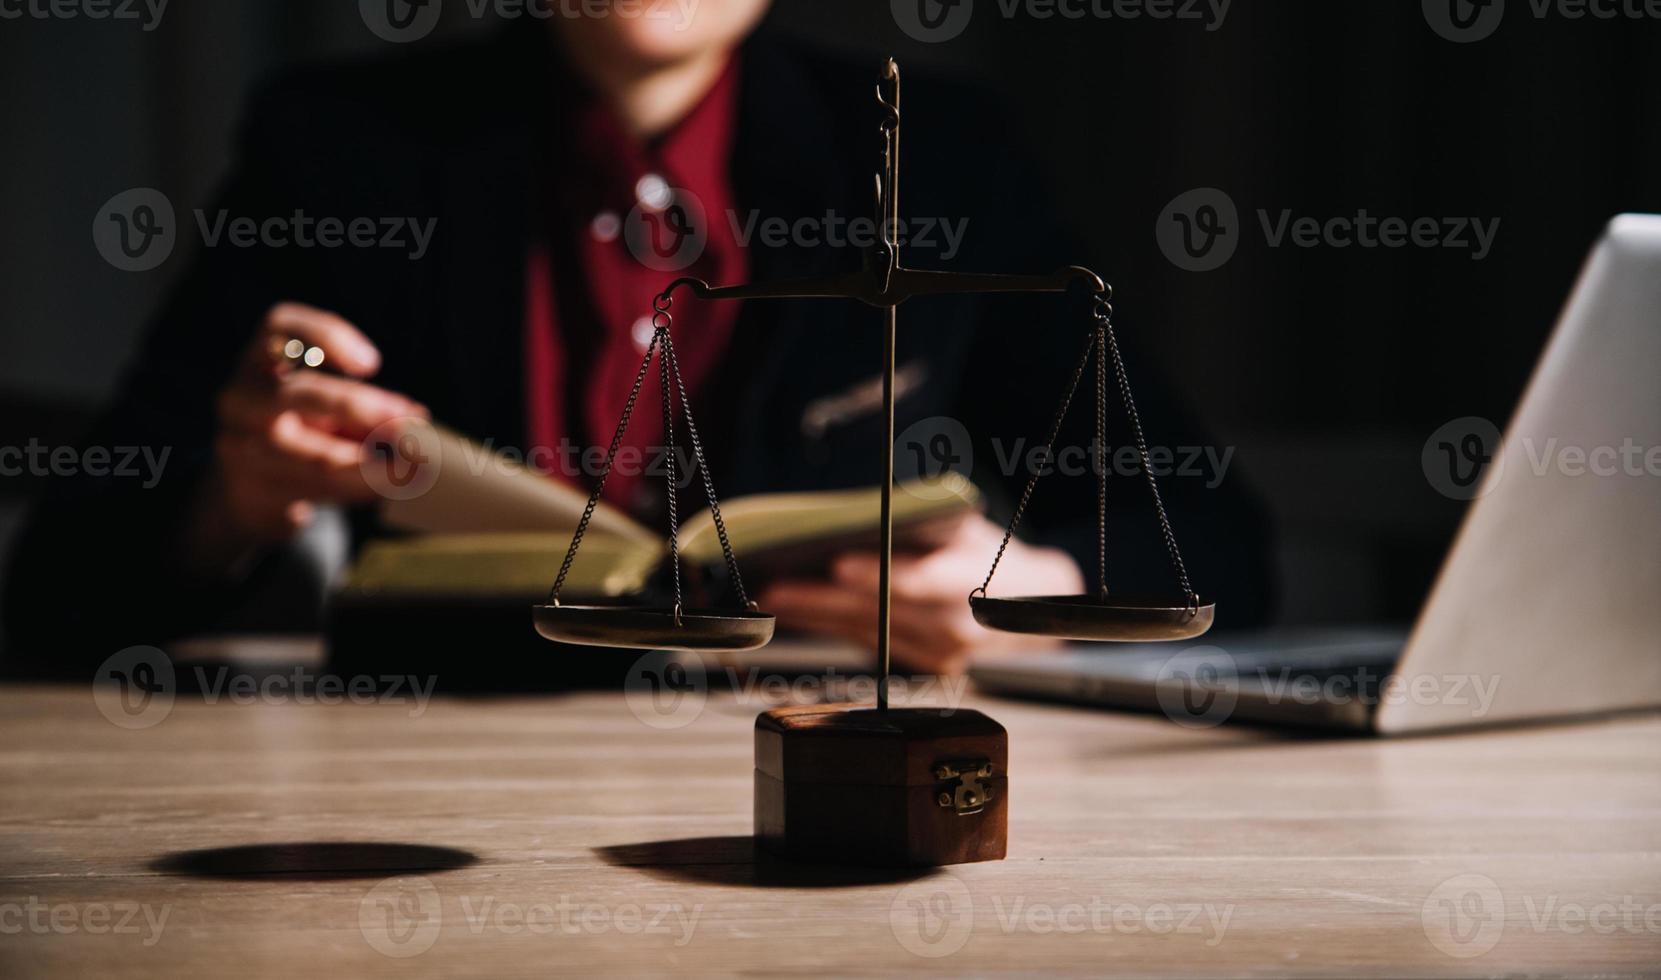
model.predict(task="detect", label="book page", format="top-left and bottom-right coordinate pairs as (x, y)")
top-left (377, 424), bottom-right (656, 542)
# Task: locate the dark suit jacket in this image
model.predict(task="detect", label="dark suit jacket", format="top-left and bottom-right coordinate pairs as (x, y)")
top-left (2, 23), bottom-right (1272, 672)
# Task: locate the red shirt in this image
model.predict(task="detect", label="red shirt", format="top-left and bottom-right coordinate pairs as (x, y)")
top-left (524, 57), bottom-right (747, 512)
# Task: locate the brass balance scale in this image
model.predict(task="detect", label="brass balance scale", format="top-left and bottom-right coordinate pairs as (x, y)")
top-left (533, 60), bottom-right (1213, 867)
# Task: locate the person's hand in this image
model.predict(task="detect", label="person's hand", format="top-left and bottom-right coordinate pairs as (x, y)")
top-left (201, 303), bottom-right (427, 552)
top-left (757, 511), bottom-right (1085, 676)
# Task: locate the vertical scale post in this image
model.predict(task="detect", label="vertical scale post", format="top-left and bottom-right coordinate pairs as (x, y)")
top-left (876, 59), bottom-right (900, 712)
top-left (878, 307), bottom-right (896, 711)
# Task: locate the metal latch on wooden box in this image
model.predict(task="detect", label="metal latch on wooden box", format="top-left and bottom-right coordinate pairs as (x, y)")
top-left (934, 760), bottom-right (995, 816)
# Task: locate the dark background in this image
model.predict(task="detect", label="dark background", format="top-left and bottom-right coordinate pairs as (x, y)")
top-left (2, 0), bottom-right (1658, 630)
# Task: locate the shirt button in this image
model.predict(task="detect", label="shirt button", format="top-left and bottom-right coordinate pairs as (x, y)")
top-left (590, 211), bottom-right (621, 243)
top-left (635, 173), bottom-right (673, 211)
top-left (631, 316), bottom-right (656, 351)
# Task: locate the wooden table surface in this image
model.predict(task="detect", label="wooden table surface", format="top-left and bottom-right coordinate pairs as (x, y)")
top-left (1, 667), bottom-right (1658, 978)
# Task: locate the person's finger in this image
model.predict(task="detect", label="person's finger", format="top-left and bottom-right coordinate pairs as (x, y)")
top-left (220, 373), bottom-right (424, 442)
top-left (278, 372), bottom-right (425, 438)
top-left (252, 302), bottom-right (382, 378)
top-left (760, 582), bottom-right (975, 672)
top-left (830, 551), bottom-right (980, 604)
top-left (761, 581), bottom-right (871, 623)
top-left (213, 438), bottom-right (319, 537)
top-left (218, 419), bottom-right (377, 502)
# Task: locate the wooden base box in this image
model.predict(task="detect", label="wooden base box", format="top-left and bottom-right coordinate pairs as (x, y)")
top-left (754, 703), bottom-right (1008, 867)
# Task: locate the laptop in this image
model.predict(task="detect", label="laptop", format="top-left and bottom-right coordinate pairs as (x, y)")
top-left (971, 215), bottom-right (1661, 734)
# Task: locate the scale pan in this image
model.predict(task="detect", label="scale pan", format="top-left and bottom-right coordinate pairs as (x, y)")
top-left (532, 604), bottom-right (775, 652)
top-left (970, 594), bottom-right (1214, 642)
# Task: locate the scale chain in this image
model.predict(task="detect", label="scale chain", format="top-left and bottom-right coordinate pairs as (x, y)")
top-left (976, 293), bottom-right (1198, 615)
top-left (658, 319), bottom-right (682, 621)
top-left (547, 330), bottom-right (662, 605)
top-left (660, 328), bottom-right (754, 609)
top-left (1095, 319), bottom-right (1109, 599)
top-left (548, 292), bottom-right (755, 615)
top-left (975, 323), bottom-right (1097, 597)
top-left (1096, 301), bottom-right (1197, 610)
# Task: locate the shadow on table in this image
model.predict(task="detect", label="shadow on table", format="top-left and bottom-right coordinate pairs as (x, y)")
top-left (596, 835), bottom-right (936, 889)
top-left (150, 842), bottom-right (479, 880)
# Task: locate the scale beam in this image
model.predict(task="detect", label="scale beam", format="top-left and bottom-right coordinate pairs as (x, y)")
top-left (662, 264), bottom-right (1106, 310)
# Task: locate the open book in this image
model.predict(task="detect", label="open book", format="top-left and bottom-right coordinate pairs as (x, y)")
top-left (341, 425), bottom-right (981, 601)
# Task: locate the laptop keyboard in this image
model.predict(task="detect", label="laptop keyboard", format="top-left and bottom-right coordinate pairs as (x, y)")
top-left (1035, 629), bottom-right (1407, 683)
